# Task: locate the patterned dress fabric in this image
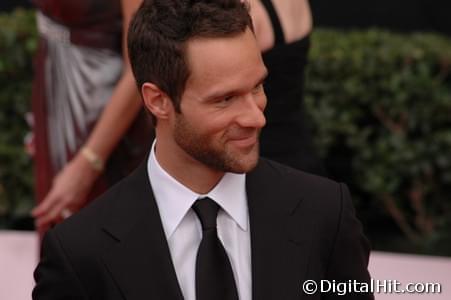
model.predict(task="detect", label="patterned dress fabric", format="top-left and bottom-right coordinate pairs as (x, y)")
top-left (31, 0), bottom-right (152, 215)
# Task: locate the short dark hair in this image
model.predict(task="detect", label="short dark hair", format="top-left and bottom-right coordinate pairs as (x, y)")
top-left (128, 0), bottom-right (253, 115)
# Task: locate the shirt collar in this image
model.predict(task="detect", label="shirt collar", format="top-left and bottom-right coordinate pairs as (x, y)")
top-left (148, 140), bottom-right (248, 239)
top-left (203, 172), bottom-right (248, 231)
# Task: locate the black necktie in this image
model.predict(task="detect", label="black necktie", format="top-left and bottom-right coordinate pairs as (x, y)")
top-left (193, 197), bottom-right (239, 300)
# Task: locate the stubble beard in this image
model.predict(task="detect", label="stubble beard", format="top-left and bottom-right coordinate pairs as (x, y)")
top-left (173, 113), bottom-right (260, 174)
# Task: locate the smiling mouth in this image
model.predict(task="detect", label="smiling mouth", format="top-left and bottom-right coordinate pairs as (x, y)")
top-left (229, 135), bottom-right (258, 148)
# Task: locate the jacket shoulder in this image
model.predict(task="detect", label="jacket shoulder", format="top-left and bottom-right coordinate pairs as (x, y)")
top-left (50, 162), bottom-right (150, 252)
top-left (255, 158), bottom-right (341, 195)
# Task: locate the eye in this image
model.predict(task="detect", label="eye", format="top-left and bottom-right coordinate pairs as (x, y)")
top-left (223, 95), bottom-right (234, 102)
top-left (215, 94), bottom-right (235, 105)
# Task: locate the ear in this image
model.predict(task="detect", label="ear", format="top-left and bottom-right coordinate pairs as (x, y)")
top-left (141, 82), bottom-right (173, 120)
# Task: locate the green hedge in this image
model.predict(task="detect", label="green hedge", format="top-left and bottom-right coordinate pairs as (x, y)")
top-left (0, 9), bottom-right (36, 229)
top-left (1, 10), bottom-right (450, 255)
top-left (306, 30), bottom-right (451, 255)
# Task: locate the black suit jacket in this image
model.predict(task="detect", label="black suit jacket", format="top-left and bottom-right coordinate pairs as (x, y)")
top-left (33, 158), bottom-right (373, 299)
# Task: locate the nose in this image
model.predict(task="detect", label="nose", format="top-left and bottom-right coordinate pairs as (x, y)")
top-left (236, 93), bottom-right (266, 129)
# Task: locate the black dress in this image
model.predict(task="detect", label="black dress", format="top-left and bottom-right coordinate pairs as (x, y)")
top-left (260, 0), bottom-right (325, 176)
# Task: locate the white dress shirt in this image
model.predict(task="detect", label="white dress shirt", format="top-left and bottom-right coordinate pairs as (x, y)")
top-left (147, 141), bottom-right (252, 300)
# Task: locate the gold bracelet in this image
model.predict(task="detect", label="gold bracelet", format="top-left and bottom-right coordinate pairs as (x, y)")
top-left (80, 147), bottom-right (104, 172)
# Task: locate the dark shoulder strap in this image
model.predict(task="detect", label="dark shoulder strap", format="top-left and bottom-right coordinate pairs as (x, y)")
top-left (260, 0), bottom-right (286, 44)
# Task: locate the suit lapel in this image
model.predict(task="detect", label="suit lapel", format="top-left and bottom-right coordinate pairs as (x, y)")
top-left (247, 160), bottom-right (314, 300)
top-left (98, 158), bottom-right (314, 299)
top-left (101, 162), bottom-right (184, 300)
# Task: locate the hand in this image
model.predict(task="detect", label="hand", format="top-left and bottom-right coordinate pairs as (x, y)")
top-left (32, 153), bottom-right (101, 231)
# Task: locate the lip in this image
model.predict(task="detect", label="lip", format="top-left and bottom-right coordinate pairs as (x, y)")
top-left (229, 135), bottom-right (257, 148)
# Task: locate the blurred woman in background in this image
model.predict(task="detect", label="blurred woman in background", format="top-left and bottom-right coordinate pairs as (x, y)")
top-left (30, 0), bottom-right (151, 234)
top-left (250, 0), bottom-right (325, 175)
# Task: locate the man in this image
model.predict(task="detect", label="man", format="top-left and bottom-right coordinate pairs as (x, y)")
top-left (33, 1), bottom-right (373, 299)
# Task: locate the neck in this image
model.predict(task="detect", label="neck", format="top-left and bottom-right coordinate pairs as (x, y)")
top-left (154, 132), bottom-right (224, 194)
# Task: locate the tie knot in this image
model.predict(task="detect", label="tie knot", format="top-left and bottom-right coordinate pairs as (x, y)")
top-left (193, 197), bottom-right (219, 230)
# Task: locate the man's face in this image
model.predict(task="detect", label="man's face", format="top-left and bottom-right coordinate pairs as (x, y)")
top-left (171, 28), bottom-right (267, 174)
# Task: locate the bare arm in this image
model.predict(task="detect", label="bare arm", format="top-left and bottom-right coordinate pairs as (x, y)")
top-left (84, 0), bottom-right (143, 162)
top-left (32, 0), bottom-right (145, 230)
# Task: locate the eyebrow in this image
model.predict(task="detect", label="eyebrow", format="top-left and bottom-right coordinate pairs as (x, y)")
top-left (204, 69), bottom-right (268, 101)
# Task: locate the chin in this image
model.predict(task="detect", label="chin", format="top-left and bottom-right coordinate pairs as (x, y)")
top-left (237, 158), bottom-right (259, 173)
top-left (226, 148), bottom-right (259, 174)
